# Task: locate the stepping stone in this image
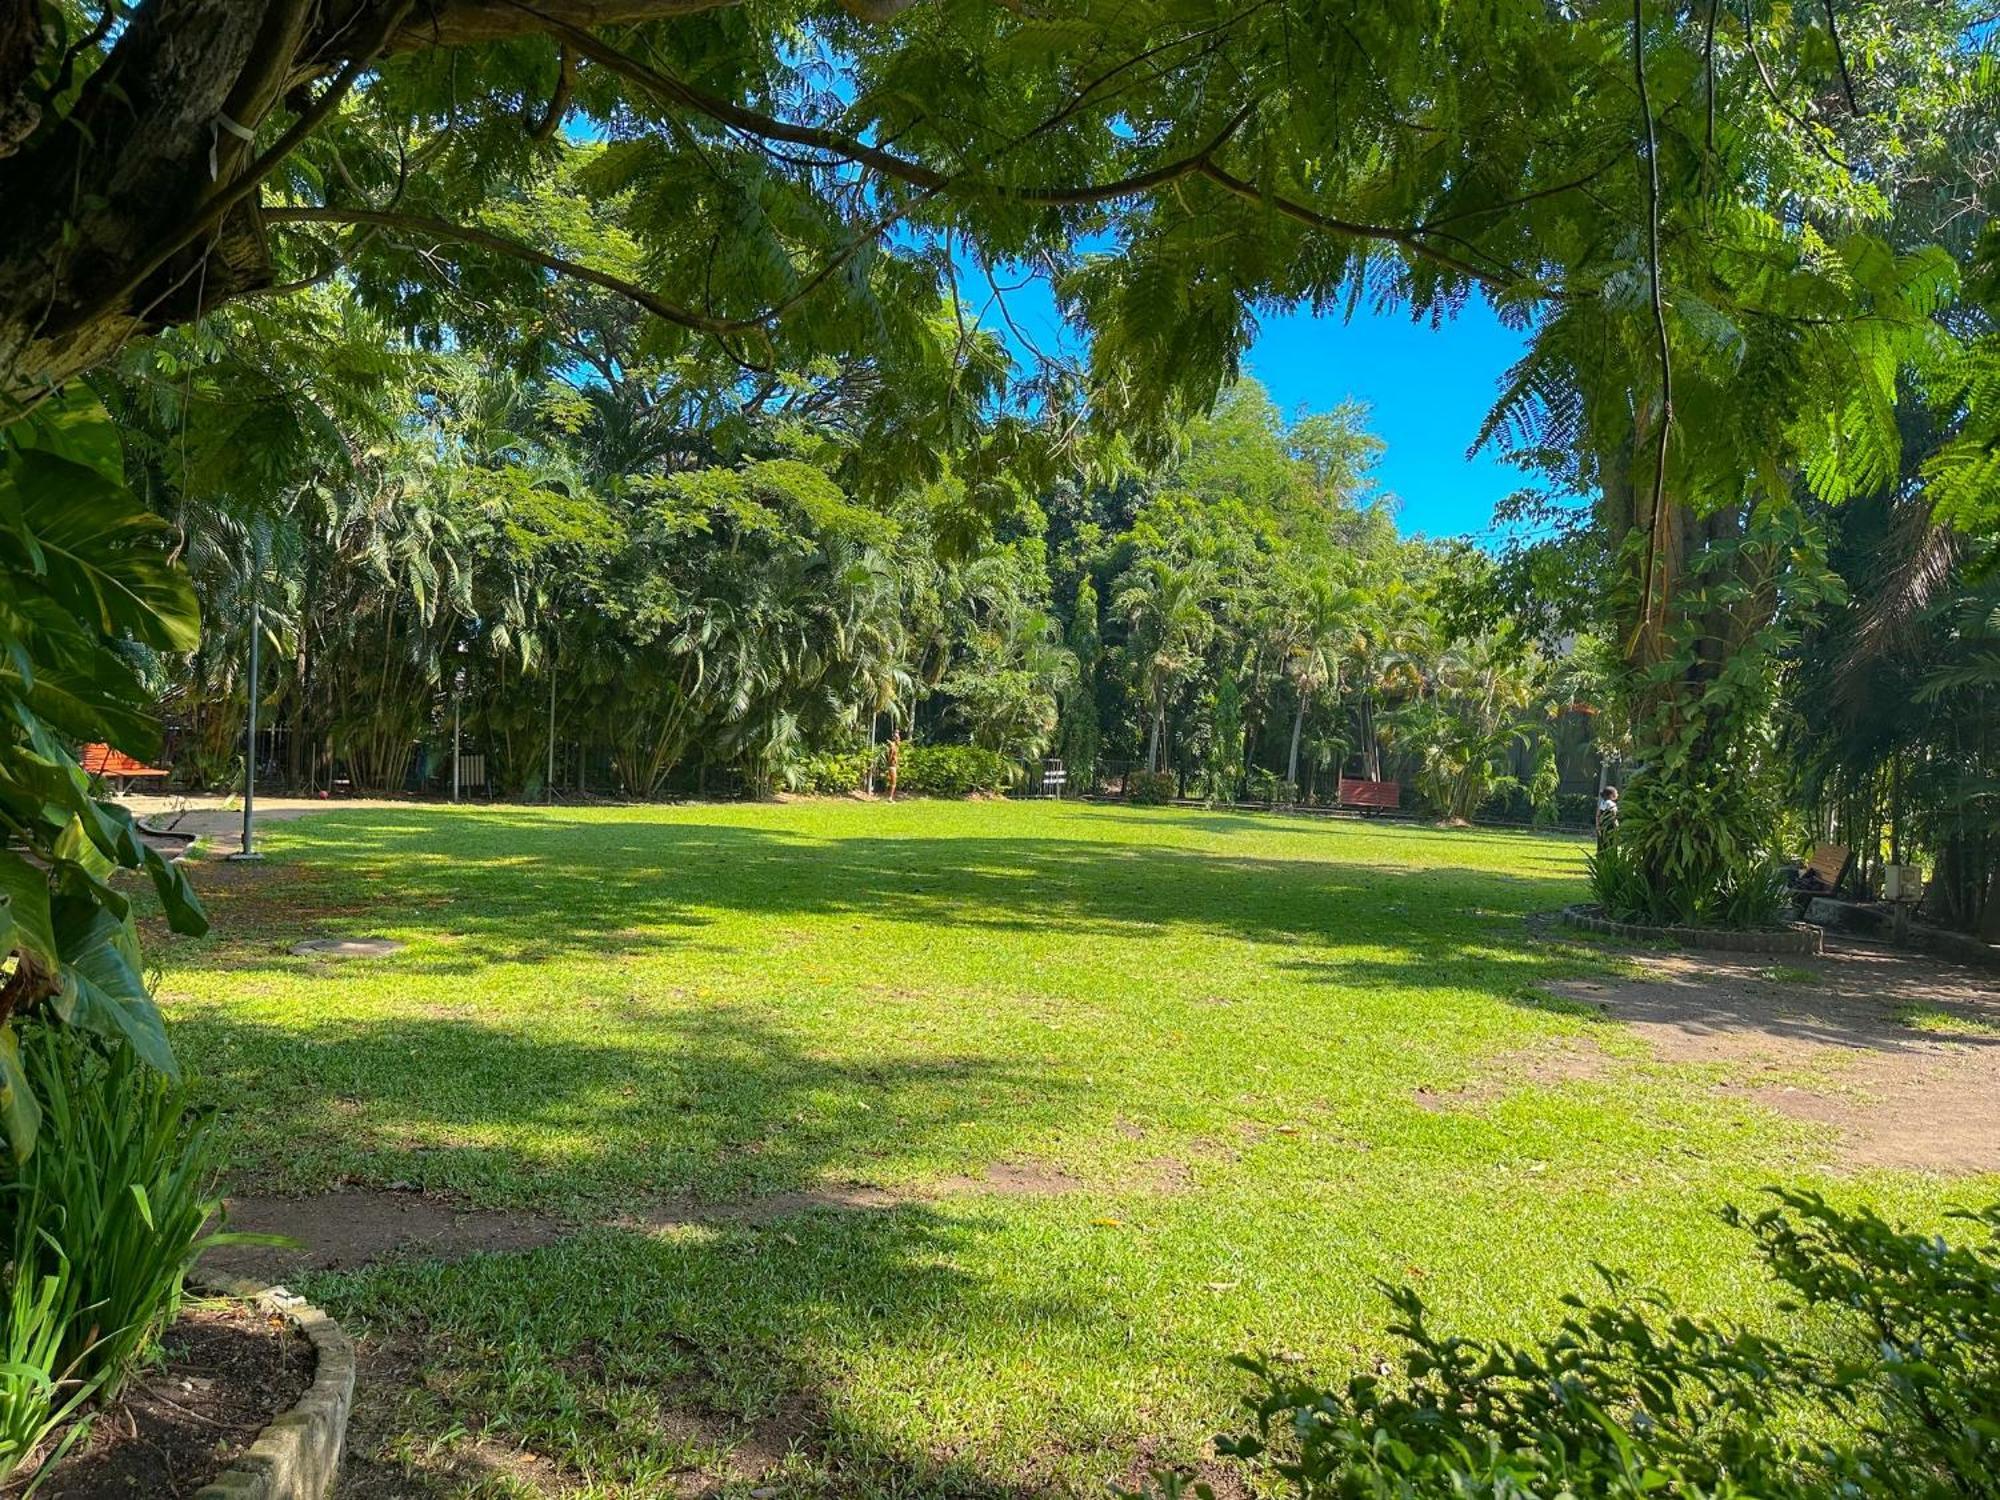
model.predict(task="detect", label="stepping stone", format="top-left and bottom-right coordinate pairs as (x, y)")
top-left (291, 937), bottom-right (405, 958)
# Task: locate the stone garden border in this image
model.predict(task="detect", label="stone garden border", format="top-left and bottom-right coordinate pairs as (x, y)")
top-left (1560, 903), bottom-right (1823, 956)
top-left (189, 1278), bottom-right (355, 1500)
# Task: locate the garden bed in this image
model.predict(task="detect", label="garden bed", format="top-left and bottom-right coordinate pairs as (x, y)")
top-left (1560, 902), bottom-right (1823, 955)
top-left (19, 1286), bottom-right (351, 1500)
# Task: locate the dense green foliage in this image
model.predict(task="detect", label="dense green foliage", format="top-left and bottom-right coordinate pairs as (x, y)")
top-left (0, 1028), bottom-right (254, 1485)
top-left (1161, 1192), bottom-right (1998, 1500)
top-left (128, 341), bottom-right (1581, 814)
top-left (0, 392), bottom-right (210, 1160)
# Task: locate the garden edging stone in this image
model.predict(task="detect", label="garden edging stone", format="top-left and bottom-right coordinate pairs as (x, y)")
top-left (187, 1277), bottom-right (355, 1500)
top-left (1559, 903), bottom-right (1824, 955)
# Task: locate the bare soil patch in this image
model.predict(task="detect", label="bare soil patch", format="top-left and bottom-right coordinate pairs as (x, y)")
top-left (205, 1189), bottom-right (566, 1280)
top-left (204, 1159), bottom-right (1146, 1281)
top-left (1542, 943), bottom-right (2000, 1174)
top-left (1416, 1037), bottom-right (1613, 1112)
top-left (16, 1299), bottom-right (314, 1499)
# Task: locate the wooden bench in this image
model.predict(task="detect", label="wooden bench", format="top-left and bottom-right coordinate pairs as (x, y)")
top-left (78, 742), bottom-right (171, 792)
top-left (1800, 842), bottom-right (1851, 895)
top-left (1337, 776), bottom-right (1400, 813)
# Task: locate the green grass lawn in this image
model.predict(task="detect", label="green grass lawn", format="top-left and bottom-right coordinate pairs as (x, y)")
top-left (147, 800), bottom-right (1982, 1498)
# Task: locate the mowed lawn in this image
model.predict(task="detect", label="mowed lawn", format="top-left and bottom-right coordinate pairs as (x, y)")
top-left (144, 801), bottom-right (1971, 1497)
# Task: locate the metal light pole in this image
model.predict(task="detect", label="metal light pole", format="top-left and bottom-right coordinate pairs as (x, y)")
top-left (545, 646), bottom-right (556, 805)
top-left (228, 586), bottom-right (264, 862)
top-left (451, 681), bottom-right (462, 804)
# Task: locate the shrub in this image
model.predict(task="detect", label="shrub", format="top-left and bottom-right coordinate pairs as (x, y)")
top-left (897, 744), bottom-right (1009, 797)
top-left (1131, 1190), bottom-right (2000, 1500)
top-left (1589, 832), bottom-right (1784, 929)
top-left (0, 1027), bottom-right (269, 1486)
top-left (1126, 770), bottom-right (1177, 805)
top-left (1554, 790), bottom-right (1596, 828)
top-left (1590, 766), bottom-right (1786, 929)
top-left (791, 749), bottom-right (876, 795)
top-left (1244, 768), bottom-right (1284, 805)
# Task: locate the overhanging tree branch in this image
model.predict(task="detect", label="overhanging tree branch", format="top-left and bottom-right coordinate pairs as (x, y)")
top-left (262, 205), bottom-right (757, 332)
top-left (515, 1), bottom-right (1253, 208)
top-left (1196, 161), bottom-right (1517, 290)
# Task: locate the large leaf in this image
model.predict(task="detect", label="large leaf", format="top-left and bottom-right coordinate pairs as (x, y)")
top-left (0, 648), bottom-right (160, 764)
top-left (0, 1027), bottom-right (39, 1161)
top-left (49, 898), bottom-right (176, 1077)
top-left (3, 451), bottom-right (200, 651)
top-left (0, 849), bottom-right (57, 966)
top-left (53, 814), bottom-right (131, 921)
top-left (142, 845), bottom-right (209, 937)
top-left (8, 387), bottom-right (125, 484)
top-left (3, 700), bottom-right (142, 863)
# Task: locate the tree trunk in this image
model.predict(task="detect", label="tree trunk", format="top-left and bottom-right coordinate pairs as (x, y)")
top-left (1285, 689), bottom-right (1307, 789)
top-left (1359, 693), bottom-right (1381, 780)
top-left (0, 0), bottom-right (734, 405)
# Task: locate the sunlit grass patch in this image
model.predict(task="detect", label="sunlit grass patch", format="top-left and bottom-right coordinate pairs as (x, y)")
top-left (143, 800), bottom-right (1991, 1497)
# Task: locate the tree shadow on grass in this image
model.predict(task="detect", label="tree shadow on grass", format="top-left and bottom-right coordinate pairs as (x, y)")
top-left (160, 812), bottom-right (1587, 977)
top-left (184, 996), bottom-right (1079, 1210)
top-left (325, 1199), bottom-right (1142, 1499)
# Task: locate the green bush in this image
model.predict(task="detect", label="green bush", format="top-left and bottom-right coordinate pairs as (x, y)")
top-left (1589, 768), bottom-right (1785, 929)
top-left (1589, 830), bottom-right (1784, 929)
top-left (791, 749), bottom-right (876, 795)
top-left (0, 1028), bottom-right (268, 1486)
top-left (1554, 790), bottom-right (1596, 828)
top-left (1244, 768), bottom-right (1285, 804)
top-left (1127, 770), bottom-right (1178, 805)
top-left (897, 744), bottom-right (1009, 797)
top-left (1133, 1191), bottom-right (2000, 1500)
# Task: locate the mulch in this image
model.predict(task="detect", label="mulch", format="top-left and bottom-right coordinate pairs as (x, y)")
top-left (15, 1298), bottom-right (315, 1499)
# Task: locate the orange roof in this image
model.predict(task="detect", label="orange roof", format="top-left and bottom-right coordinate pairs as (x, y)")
top-left (78, 743), bottom-right (169, 777)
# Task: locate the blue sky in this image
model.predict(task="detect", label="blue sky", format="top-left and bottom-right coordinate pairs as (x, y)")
top-left (972, 269), bottom-right (1536, 542)
top-left (1238, 301), bottom-right (1534, 541)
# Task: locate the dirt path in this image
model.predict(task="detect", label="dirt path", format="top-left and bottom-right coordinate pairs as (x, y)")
top-left (120, 793), bottom-right (432, 858)
top-left (1544, 943), bottom-right (2000, 1174)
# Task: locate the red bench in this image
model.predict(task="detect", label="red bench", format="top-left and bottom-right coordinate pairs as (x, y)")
top-left (1337, 776), bottom-right (1400, 812)
top-left (79, 742), bottom-right (171, 791)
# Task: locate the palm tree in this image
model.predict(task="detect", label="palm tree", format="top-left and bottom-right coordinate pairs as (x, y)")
top-left (1276, 568), bottom-right (1368, 792)
top-left (1114, 557), bottom-right (1215, 773)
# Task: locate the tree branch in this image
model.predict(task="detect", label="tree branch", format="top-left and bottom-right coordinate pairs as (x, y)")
top-left (529, 45), bottom-right (573, 140)
top-left (262, 204), bottom-right (754, 332)
top-left (1196, 161), bottom-right (1516, 290)
top-left (1821, 0), bottom-right (1859, 113)
top-left (371, 0), bottom-right (742, 55)
top-left (513, 1), bottom-right (1251, 207)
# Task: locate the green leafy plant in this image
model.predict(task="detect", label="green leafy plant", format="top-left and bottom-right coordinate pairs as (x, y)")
top-left (896, 745), bottom-right (1009, 798)
top-left (0, 1026), bottom-right (281, 1487)
top-left (1127, 770), bottom-right (1178, 805)
top-left (1135, 1191), bottom-right (2000, 1500)
top-left (13, 1026), bottom-right (242, 1395)
top-left (0, 1244), bottom-right (98, 1486)
top-left (1, 391), bottom-right (211, 1161)
top-left (790, 749), bottom-right (878, 796)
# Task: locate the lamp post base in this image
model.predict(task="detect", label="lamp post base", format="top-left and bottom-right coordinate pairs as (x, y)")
top-left (225, 850), bottom-right (265, 862)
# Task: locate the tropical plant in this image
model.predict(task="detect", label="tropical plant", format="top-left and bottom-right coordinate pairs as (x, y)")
top-left (1115, 558), bottom-right (1216, 774)
top-left (0, 1026), bottom-right (278, 1486)
top-left (1273, 569), bottom-right (1367, 792)
top-left (1134, 1191), bottom-right (2000, 1500)
top-left (0, 391), bottom-right (210, 1162)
